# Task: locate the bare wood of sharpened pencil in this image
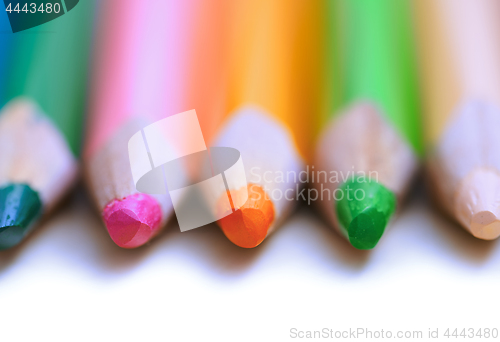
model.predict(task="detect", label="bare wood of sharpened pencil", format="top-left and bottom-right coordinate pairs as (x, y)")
top-left (0, 99), bottom-right (77, 213)
top-left (415, 0), bottom-right (500, 239)
top-left (84, 118), bottom-right (171, 221)
top-left (314, 102), bottom-right (417, 235)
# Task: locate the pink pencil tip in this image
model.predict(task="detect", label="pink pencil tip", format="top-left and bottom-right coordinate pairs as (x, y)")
top-left (102, 193), bottom-right (162, 248)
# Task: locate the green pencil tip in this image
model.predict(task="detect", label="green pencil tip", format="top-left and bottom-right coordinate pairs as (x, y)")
top-left (0, 184), bottom-right (42, 250)
top-left (336, 177), bottom-right (396, 250)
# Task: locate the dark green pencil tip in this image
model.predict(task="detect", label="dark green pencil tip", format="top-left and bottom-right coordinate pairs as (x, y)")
top-left (336, 177), bottom-right (396, 250)
top-left (0, 184), bottom-right (42, 250)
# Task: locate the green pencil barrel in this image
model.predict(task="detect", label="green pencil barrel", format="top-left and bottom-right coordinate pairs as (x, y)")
top-left (334, 0), bottom-right (422, 155)
top-left (4, 0), bottom-right (94, 155)
top-left (319, 0), bottom-right (421, 250)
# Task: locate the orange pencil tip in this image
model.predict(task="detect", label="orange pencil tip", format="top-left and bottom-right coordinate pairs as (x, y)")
top-left (217, 184), bottom-right (275, 248)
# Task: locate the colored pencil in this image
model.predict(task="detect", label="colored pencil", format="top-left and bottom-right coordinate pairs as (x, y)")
top-left (84, 1), bottom-right (216, 248)
top-left (0, 1), bottom-right (94, 250)
top-left (181, 0), bottom-right (231, 146)
top-left (415, 0), bottom-right (500, 240)
top-left (212, 0), bottom-right (316, 248)
top-left (313, 0), bottom-right (422, 249)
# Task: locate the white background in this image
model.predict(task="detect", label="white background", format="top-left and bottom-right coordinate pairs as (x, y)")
top-left (0, 182), bottom-right (499, 342)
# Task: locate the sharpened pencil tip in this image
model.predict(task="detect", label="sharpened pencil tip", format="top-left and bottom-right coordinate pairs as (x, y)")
top-left (470, 211), bottom-right (500, 240)
top-left (336, 177), bottom-right (396, 250)
top-left (455, 168), bottom-right (500, 240)
top-left (217, 184), bottom-right (275, 248)
top-left (103, 193), bottom-right (162, 249)
top-left (0, 183), bottom-right (42, 250)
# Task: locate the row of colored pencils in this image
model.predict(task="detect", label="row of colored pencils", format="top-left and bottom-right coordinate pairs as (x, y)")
top-left (1, 0), bottom-right (500, 251)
